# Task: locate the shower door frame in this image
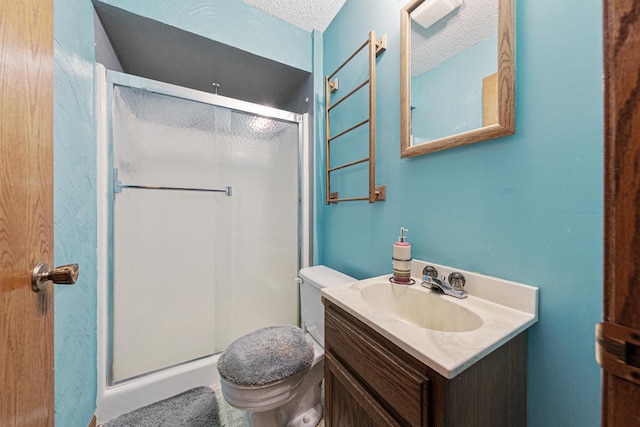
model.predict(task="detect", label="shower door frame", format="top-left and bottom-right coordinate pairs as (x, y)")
top-left (97, 66), bottom-right (310, 399)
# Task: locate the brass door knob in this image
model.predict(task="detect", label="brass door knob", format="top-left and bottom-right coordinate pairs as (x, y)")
top-left (32, 262), bottom-right (79, 292)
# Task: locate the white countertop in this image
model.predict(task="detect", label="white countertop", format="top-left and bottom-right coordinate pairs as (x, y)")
top-left (321, 260), bottom-right (538, 379)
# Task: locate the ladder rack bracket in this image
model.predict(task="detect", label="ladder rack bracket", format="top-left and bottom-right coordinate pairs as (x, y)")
top-left (329, 78), bottom-right (339, 93)
top-left (376, 34), bottom-right (387, 56)
top-left (373, 186), bottom-right (386, 202)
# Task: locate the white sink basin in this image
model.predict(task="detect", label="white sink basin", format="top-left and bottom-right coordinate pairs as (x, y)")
top-left (321, 259), bottom-right (538, 379)
top-left (361, 282), bottom-right (482, 332)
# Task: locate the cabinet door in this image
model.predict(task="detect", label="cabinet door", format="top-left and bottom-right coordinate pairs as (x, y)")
top-left (325, 306), bottom-right (430, 426)
top-left (325, 353), bottom-right (401, 427)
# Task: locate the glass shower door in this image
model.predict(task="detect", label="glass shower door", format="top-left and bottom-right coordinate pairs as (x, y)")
top-left (214, 112), bottom-right (300, 347)
top-left (110, 83), bottom-right (299, 383)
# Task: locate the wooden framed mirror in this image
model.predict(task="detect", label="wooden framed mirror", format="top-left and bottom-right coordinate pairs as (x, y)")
top-left (400, 0), bottom-right (515, 157)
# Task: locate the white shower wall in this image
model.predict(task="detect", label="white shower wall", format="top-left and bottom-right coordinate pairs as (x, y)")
top-left (96, 68), bottom-right (310, 422)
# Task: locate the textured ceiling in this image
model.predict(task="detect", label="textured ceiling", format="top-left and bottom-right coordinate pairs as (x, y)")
top-left (411, 0), bottom-right (498, 76)
top-left (244, 0), bottom-right (496, 76)
top-left (243, 0), bottom-right (346, 32)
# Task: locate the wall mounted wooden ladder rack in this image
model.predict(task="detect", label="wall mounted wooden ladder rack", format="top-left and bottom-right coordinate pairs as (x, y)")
top-left (325, 30), bottom-right (386, 204)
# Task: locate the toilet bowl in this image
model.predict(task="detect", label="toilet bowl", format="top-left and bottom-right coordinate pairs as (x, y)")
top-left (217, 266), bottom-right (354, 427)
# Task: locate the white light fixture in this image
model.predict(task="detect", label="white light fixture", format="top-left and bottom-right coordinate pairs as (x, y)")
top-left (412, 0), bottom-right (463, 29)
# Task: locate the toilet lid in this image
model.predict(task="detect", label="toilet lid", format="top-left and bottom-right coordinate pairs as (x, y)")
top-left (217, 325), bottom-right (314, 386)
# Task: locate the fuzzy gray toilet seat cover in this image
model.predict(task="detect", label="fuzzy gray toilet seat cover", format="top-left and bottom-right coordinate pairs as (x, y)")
top-left (217, 325), bottom-right (314, 387)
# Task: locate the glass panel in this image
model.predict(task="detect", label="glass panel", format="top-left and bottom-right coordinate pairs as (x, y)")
top-left (111, 86), bottom-right (232, 382)
top-left (112, 189), bottom-right (222, 381)
top-left (218, 112), bottom-right (300, 345)
top-left (110, 84), bottom-right (299, 382)
top-left (112, 85), bottom-right (231, 189)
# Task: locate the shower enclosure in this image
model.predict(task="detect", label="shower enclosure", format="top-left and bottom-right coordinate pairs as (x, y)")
top-left (96, 68), bottom-right (309, 422)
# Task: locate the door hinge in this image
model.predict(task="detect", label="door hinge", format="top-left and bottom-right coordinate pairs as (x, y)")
top-left (596, 322), bottom-right (640, 385)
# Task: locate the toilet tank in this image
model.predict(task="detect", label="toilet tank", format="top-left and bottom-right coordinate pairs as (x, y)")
top-left (298, 266), bottom-right (355, 347)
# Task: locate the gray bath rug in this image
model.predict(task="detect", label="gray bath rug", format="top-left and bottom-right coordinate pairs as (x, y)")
top-left (103, 386), bottom-right (220, 427)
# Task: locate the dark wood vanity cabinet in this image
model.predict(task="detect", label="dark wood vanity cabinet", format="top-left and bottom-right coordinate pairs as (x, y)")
top-left (323, 299), bottom-right (527, 427)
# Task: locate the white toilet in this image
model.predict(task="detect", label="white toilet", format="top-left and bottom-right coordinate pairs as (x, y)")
top-left (217, 265), bottom-right (354, 427)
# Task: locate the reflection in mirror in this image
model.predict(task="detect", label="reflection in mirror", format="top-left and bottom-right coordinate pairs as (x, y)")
top-left (400, 0), bottom-right (515, 157)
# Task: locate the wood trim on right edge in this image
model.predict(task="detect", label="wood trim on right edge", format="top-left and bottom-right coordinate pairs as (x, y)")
top-left (602, 0), bottom-right (640, 425)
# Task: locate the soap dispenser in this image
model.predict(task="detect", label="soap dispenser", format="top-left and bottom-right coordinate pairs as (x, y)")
top-left (392, 227), bottom-right (412, 284)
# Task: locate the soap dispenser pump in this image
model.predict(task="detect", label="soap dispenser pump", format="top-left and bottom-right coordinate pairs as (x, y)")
top-left (392, 227), bottom-right (412, 284)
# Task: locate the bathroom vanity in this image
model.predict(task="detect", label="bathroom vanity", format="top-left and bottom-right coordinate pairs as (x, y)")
top-left (321, 261), bottom-right (538, 426)
top-left (324, 300), bottom-right (525, 426)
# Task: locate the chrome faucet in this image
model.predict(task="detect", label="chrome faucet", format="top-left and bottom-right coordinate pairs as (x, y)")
top-left (421, 266), bottom-right (467, 299)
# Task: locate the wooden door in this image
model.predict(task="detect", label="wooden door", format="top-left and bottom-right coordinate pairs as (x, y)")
top-left (601, 0), bottom-right (640, 425)
top-left (0, 1), bottom-right (55, 426)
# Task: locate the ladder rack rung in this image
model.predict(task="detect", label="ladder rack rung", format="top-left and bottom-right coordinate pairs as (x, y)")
top-left (329, 196), bottom-right (369, 203)
top-left (328, 157), bottom-right (369, 173)
top-left (328, 119), bottom-right (369, 142)
top-left (328, 79), bottom-right (370, 112)
top-left (327, 39), bottom-right (370, 80)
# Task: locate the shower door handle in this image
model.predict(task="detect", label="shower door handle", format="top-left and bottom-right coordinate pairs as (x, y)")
top-left (31, 262), bottom-right (79, 292)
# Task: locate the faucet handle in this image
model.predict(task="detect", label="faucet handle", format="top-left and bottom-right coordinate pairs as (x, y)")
top-left (448, 272), bottom-right (466, 291)
top-left (422, 265), bottom-right (438, 279)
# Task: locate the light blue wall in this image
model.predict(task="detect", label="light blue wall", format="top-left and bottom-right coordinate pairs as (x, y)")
top-left (320, 0), bottom-right (603, 426)
top-left (54, 0), bottom-right (98, 425)
top-left (412, 35), bottom-right (497, 143)
top-left (53, 0), bottom-right (312, 424)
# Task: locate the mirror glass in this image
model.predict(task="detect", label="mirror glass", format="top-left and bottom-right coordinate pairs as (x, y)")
top-left (400, 0), bottom-right (515, 157)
